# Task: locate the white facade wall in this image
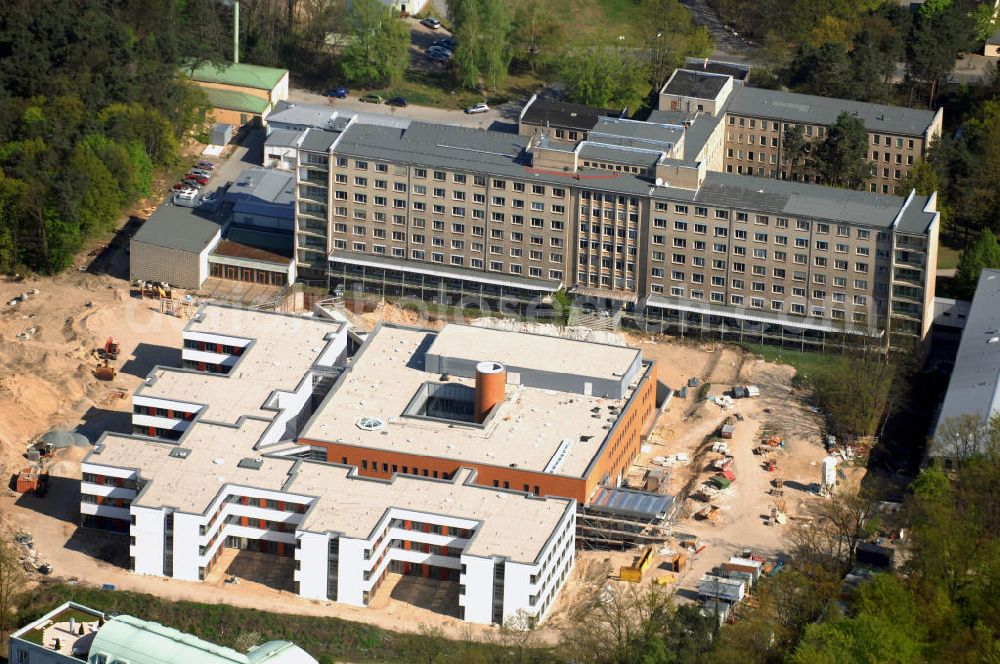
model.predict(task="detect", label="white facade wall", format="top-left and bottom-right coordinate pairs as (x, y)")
top-left (171, 511), bottom-right (204, 581)
top-left (459, 556), bottom-right (495, 623)
top-left (336, 537), bottom-right (368, 606)
top-left (295, 531), bottom-right (331, 599)
top-left (260, 375), bottom-right (315, 447)
top-left (197, 232), bottom-right (223, 287)
top-left (316, 331), bottom-right (348, 367)
top-left (130, 505), bottom-right (166, 575)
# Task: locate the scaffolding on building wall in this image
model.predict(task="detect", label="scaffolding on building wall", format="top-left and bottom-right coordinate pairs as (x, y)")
top-left (577, 486), bottom-right (674, 551)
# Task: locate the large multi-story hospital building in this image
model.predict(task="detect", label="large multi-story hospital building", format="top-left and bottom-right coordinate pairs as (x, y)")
top-left (260, 63), bottom-right (941, 350)
top-left (81, 304), bottom-right (663, 624)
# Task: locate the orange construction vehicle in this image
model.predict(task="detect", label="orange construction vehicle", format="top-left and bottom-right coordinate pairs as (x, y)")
top-left (102, 337), bottom-right (120, 361)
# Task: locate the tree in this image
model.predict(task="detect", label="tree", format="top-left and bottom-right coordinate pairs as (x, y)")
top-left (0, 539), bottom-right (24, 633)
top-left (932, 414), bottom-right (1000, 465)
top-left (557, 47), bottom-right (646, 111)
top-left (907, 0), bottom-right (975, 106)
top-left (448, 0), bottom-right (513, 91)
top-left (640, 0), bottom-right (713, 93)
top-left (782, 123), bottom-right (809, 180)
top-left (788, 42), bottom-right (853, 98)
top-left (792, 575), bottom-right (927, 663)
top-left (339, 0), bottom-right (409, 88)
top-left (811, 112), bottom-right (870, 189)
top-left (787, 479), bottom-right (882, 574)
top-left (509, 0), bottom-right (562, 72)
top-left (955, 228), bottom-right (1000, 297)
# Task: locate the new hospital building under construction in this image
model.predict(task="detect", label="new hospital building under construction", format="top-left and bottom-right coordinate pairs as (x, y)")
top-left (80, 304), bottom-right (662, 624)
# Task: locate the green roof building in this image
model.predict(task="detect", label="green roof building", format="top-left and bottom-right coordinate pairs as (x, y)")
top-left (187, 61), bottom-right (289, 127)
top-left (9, 602), bottom-right (319, 664)
top-left (190, 62), bottom-right (289, 93)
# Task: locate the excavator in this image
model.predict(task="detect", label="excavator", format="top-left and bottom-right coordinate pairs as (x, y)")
top-left (100, 337), bottom-right (120, 361)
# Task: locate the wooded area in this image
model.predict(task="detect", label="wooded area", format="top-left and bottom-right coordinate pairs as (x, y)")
top-left (0, 0), bottom-right (222, 273)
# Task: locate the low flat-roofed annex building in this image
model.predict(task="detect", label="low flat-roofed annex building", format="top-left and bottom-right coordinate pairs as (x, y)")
top-left (80, 305), bottom-right (576, 625)
top-left (130, 169), bottom-right (298, 291)
top-left (298, 323), bottom-right (659, 503)
top-left (9, 601), bottom-right (319, 664)
top-left (929, 269), bottom-right (1000, 464)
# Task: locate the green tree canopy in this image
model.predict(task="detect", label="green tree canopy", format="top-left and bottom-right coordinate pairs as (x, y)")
top-left (812, 112), bottom-right (871, 189)
top-left (955, 228), bottom-right (1000, 297)
top-left (557, 47), bottom-right (646, 111)
top-left (340, 0), bottom-right (410, 88)
top-left (447, 0), bottom-right (513, 91)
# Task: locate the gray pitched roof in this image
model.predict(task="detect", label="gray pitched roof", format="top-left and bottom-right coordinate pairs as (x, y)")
top-left (683, 58), bottom-right (750, 82)
top-left (692, 173), bottom-right (933, 228)
top-left (264, 129), bottom-right (303, 149)
top-left (299, 127), bottom-right (339, 152)
top-left (728, 86), bottom-right (937, 137)
top-left (520, 98), bottom-right (624, 131)
top-left (931, 269), bottom-right (1000, 457)
top-left (132, 205), bottom-right (223, 253)
top-left (328, 119), bottom-right (929, 227)
top-left (664, 69), bottom-right (730, 99)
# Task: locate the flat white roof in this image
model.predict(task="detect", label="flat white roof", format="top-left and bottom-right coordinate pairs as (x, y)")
top-left (87, 429), bottom-right (570, 562)
top-left (300, 325), bottom-right (647, 477)
top-left (83, 305), bottom-right (573, 563)
top-left (427, 324), bottom-right (640, 382)
top-left (91, 419), bottom-right (297, 513)
top-left (292, 466), bottom-right (571, 560)
top-left (136, 305), bottom-right (343, 425)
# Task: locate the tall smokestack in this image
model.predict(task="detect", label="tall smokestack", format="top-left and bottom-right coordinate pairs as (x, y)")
top-left (474, 361), bottom-right (506, 423)
top-left (233, 1), bottom-right (240, 64)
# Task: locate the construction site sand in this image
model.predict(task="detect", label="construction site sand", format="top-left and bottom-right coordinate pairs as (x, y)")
top-left (1, 292), bottom-right (826, 639)
top-left (0, 272), bottom-right (185, 477)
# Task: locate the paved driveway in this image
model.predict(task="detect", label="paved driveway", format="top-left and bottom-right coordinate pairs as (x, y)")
top-left (286, 87), bottom-right (522, 132)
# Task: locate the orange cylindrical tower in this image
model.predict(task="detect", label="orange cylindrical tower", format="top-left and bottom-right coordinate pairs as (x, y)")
top-left (474, 361), bottom-right (506, 423)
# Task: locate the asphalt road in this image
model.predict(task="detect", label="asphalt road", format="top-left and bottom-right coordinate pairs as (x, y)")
top-left (286, 87), bottom-right (523, 132)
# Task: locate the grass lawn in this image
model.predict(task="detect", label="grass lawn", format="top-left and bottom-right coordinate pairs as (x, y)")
top-left (373, 68), bottom-right (547, 110)
top-left (937, 244), bottom-right (962, 270)
top-left (16, 584), bottom-right (560, 664)
top-left (741, 343), bottom-right (844, 388)
top-left (593, 0), bottom-right (644, 34)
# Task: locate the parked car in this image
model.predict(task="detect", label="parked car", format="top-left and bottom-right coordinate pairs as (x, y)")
top-left (172, 182), bottom-right (187, 191)
top-left (324, 86), bottom-right (349, 99)
top-left (181, 179), bottom-right (202, 189)
top-left (387, 96), bottom-right (408, 108)
top-left (185, 174), bottom-right (209, 186)
top-left (432, 38), bottom-right (455, 50)
top-left (195, 160), bottom-right (215, 170)
top-left (359, 94), bottom-right (383, 104)
top-left (428, 45), bottom-right (452, 57)
top-left (190, 168), bottom-right (212, 178)
top-left (427, 51), bottom-right (450, 63)
top-left (421, 17), bottom-right (441, 29)
top-left (465, 102), bottom-right (490, 114)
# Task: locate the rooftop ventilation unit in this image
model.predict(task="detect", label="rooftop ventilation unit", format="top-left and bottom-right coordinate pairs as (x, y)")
top-left (169, 448), bottom-right (191, 459)
top-left (237, 457), bottom-right (263, 470)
